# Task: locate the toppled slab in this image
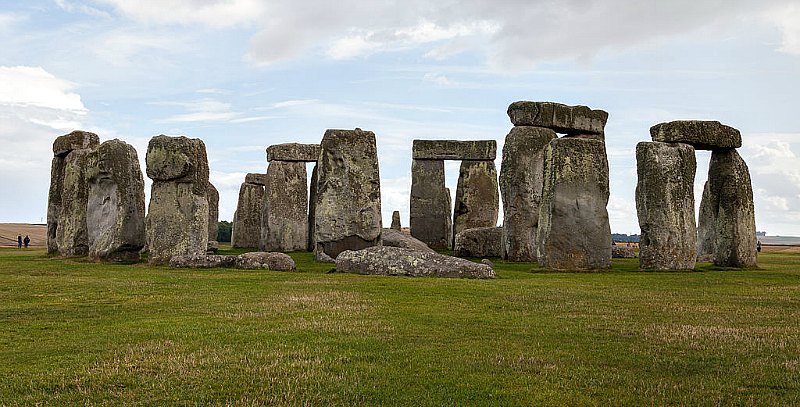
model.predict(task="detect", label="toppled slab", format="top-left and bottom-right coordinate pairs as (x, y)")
top-left (612, 245), bottom-right (637, 258)
top-left (169, 255), bottom-right (237, 268)
top-left (169, 252), bottom-right (295, 270)
top-left (454, 226), bottom-right (503, 258)
top-left (507, 101), bottom-right (608, 135)
top-left (381, 228), bottom-right (434, 253)
top-left (650, 121), bottom-right (741, 150)
top-left (412, 140), bottom-right (497, 160)
top-left (266, 143), bottom-right (321, 162)
top-left (335, 246), bottom-right (495, 279)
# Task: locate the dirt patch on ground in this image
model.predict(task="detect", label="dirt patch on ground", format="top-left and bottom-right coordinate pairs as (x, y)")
top-left (0, 224), bottom-right (47, 247)
top-left (762, 245), bottom-right (800, 254)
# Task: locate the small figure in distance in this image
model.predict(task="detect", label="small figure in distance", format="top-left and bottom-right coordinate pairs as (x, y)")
top-left (757, 240), bottom-right (762, 253)
top-left (23, 235), bottom-right (30, 249)
top-left (17, 235), bottom-right (22, 249)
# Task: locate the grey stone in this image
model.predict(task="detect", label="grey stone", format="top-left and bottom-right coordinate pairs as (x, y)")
top-left (696, 181), bottom-right (716, 262)
top-left (245, 173), bottom-right (269, 186)
top-left (335, 246), bottom-right (495, 279)
top-left (232, 182), bottom-right (264, 248)
top-left (169, 254), bottom-right (236, 268)
top-left (391, 211), bottom-right (401, 230)
top-left (536, 137), bottom-right (612, 270)
top-left (261, 161), bottom-right (308, 251)
top-left (307, 164), bottom-right (318, 251)
top-left (412, 140), bottom-right (497, 160)
top-left (266, 143), bottom-right (321, 162)
top-left (481, 258), bottom-right (494, 267)
top-left (207, 182), bottom-right (219, 252)
top-left (47, 156), bottom-right (65, 255)
top-left (235, 252), bottom-right (296, 270)
top-left (453, 160), bottom-right (499, 244)
top-left (650, 121), bottom-right (742, 150)
top-left (507, 101), bottom-right (608, 135)
top-left (381, 228), bottom-right (434, 253)
top-left (52, 130), bottom-right (100, 157)
top-left (499, 126), bottom-right (557, 261)
top-left (314, 129), bottom-right (382, 259)
top-left (454, 226), bottom-right (503, 258)
top-left (145, 135), bottom-right (209, 265)
top-left (612, 245), bottom-right (637, 258)
top-left (635, 142), bottom-right (697, 270)
top-left (86, 139), bottom-right (146, 262)
top-left (410, 159), bottom-right (452, 250)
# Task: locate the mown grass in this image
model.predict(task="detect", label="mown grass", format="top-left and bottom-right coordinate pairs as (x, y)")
top-left (1, 247), bottom-right (799, 405)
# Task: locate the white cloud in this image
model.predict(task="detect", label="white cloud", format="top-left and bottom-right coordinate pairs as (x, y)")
top-left (94, 0), bottom-right (265, 27)
top-left (765, 3), bottom-right (800, 55)
top-left (156, 98), bottom-right (269, 124)
top-left (55, 0), bottom-right (112, 18)
top-left (0, 66), bottom-right (86, 112)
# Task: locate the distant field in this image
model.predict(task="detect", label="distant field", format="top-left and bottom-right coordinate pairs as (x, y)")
top-left (1, 247), bottom-right (798, 405)
top-left (0, 223), bottom-right (46, 247)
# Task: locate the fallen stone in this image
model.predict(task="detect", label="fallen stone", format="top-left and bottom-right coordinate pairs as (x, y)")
top-left (507, 101), bottom-right (608, 135)
top-left (453, 160), bottom-right (499, 243)
top-left (53, 130), bottom-right (100, 157)
top-left (232, 182), bottom-right (264, 248)
top-left (412, 140), bottom-right (497, 160)
top-left (612, 245), bottom-right (637, 258)
top-left (207, 182), bottom-right (219, 252)
top-left (454, 227), bottom-right (503, 258)
top-left (335, 246), bottom-right (495, 279)
top-left (235, 252), bottom-right (296, 271)
top-left (410, 159), bottom-right (452, 250)
top-left (266, 143), bottom-right (321, 162)
top-left (261, 161), bottom-right (308, 251)
top-left (169, 254), bottom-right (237, 268)
top-left (650, 120), bottom-right (742, 150)
top-left (391, 211), bottom-right (401, 230)
top-left (381, 228), bottom-right (434, 253)
top-left (481, 258), bottom-right (494, 268)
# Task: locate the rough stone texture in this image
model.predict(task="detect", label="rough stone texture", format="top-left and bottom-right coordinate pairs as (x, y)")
top-left (410, 159), bottom-right (452, 250)
top-left (536, 137), bottom-right (612, 270)
top-left (696, 181), bottom-right (716, 262)
top-left (235, 252), bottom-right (296, 270)
top-left (412, 140), bottom-right (497, 160)
top-left (261, 161), bottom-right (308, 252)
top-left (145, 136), bottom-right (209, 265)
top-left (703, 149), bottom-right (757, 268)
top-left (169, 254), bottom-right (236, 268)
top-left (381, 228), bottom-right (434, 253)
top-left (612, 245), bottom-right (637, 258)
top-left (244, 173), bottom-right (269, 186)
top-left (335, 246), bottom-right (495, 279)
top-left (307, 164), bottom-right (318, 252)
top-left (635, 142), bottom-right (697, 270)
top-left (47, 156), bottom-right (65, 254)
top-left (453, 226), bottom-right (503, 258)
top-left (207, 182), bottom-right (219, 252)
top-left (232, 182), bottom-right (264, 248)
top-left (314, 129), bottom-right (382, 259)
top-left (650, 121), bottom-right (742, 150)
top-left (391, 211), bottom-right (401, 230)
top-left (499, 126), bottom-right (557, 261)
top-left (86, 139), bottom-right (146, 262)
top-left (507, 101), bottom-right (608, 135)
top-left (453, 160), bottom-right (499, 244)
top-left (266, 143), bottom-right (321, 162)
top-left (53, 130), bottom-right (100, 157)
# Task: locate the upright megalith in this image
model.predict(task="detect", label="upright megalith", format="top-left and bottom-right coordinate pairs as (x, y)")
top-left (86, 139), bottom-right (146, 262)
top-left (499, 126), bottom-right (557, 261)
top-left (232, 175), bottom-right (265, 248)
top-left (314, 128), bottom-right (382, 260)
top-left (307, 164), bottom-right (318, 252)
top-left (410, 159), bottom-right (452, 249)
top-left (391, 211), bottom-right (401, 230)
top-left (453, 160), bottom-right (499, 243)
top-left (536, 137), bottom-right (611, 270)
top-left (48, 130), bottom-right (100, 256)
top-left (261, 161), bottom-right (308, 251)
top-left (696, 181), bottom-right (716, 261)
top-left (635, 142), bottom-right (697, 270)
top-left (145, 135), bottom-right (209, 265)
top-left (207, 182), bottom-right (219, 252)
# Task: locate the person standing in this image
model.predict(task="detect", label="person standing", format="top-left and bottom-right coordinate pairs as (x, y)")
top-left (23, 235), bottom-right (30, 248)
top-left (17, 235), bottom-right (22, 249)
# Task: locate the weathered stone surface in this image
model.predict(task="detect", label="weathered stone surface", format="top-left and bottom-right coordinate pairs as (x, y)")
top-left (612, 245), bottom-right (637, 258)
top-left (145, 136), bottom-right (209, 265)
top-left (704, 149), bottom-right (757, 268)
top-left (235, 252), bottom-right (296, 270)
top-left (507, 101), bottom-right (608, 135)
top-left (391, 211), bottom-right (401, 230)
top-left (453, 160), bottom-right (499, 244)
top-left (169, 254), bottom-right (236, 268)
top-left (86, 139), bottom-right (146, 262)
top-left (381, 228), bottom-right (434, 253)
top-left (53, 130), bottom-right (100, 157)
top-left (266, 143), bottom-right (321, 162)
top-left (536, 137), bottom-right (612, 270)
top-left (412, 140), bottom-right (497, 160)
top-left (307, 164), bottom-right (318, 252)
top-left (314, 129), bottom-right (382, 259)
top-left (410, 159), bottom-right (452, 250)
top-left (47, 156), bottom-right (65, 255)
top-left (635, 142), bottom-right (697, 270)
top-left (232, 182), bottom-right (264, 248)
top-left (261, 161), bottom-right (308, 251)
top-left (650, 121), bottom-right (741, 150)
top-left (499, 126), bottom-right (557, 261)
top-left (696, 181), bottom-right (716, 262)
top-left (55, 148), bottom-right (94, 256)
top-left (244, 173), bottom-right (268, 186)
top-left (207, 182), bottom-right (219, 252)
top-left (335, 246), bottom-right (495, 279)
top-left (454, 226), bottom-right (503, 258)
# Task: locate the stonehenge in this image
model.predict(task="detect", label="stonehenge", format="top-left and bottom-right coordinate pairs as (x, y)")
top-left (207, 182), bottom-right (220, 252)
top-left (453, 226), bottom-right (503, 258)
top-left (453, 160), bottom-right (499, 241)
top-left (335, 246), bottom-right (495, 279)
top-left (409, 159), bottom-right (452, 249)
top-left (231, 174), bottom-right (265, 248)
top-left (391, 211), bottom-right (401, 230)
top-left (261, 161), bottom-right (307, 251)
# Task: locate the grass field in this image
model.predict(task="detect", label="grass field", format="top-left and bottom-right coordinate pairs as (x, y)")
top-left (1, 248), bottom-right (799, 405)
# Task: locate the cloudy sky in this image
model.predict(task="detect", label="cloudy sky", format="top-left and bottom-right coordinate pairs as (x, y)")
top-left (1, 0), bottom-right (799, 235)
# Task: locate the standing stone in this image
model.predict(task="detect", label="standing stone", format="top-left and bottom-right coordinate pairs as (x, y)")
top-left (454, 226), bottom-right (504, 258)
top-left (536, 137), bottom-right (611, 270)
top-left (453, 160), bottom-right (499, 244)
top-left (696, 181), bottom-right (716, 262)
top-left (705, 149), bottom-right (757, 268)
top-left (635, 142), bottom-right (697, 270)
top-left (307, 164), bottom-right (318, 252)
top-left (261, 161), bottom-right (308, 251)
top-left (145, 135), bottom-right (209, 265)
top-left (86, 139), bottom-right (146, 262)
top-left (499, 126), bottom-right (557, 261)
top-left (49, 131), bottom-right (100, 257)
top-left (314, 128), bottom-right (382, 260)
top-left (207, 182), bottom-right (219, 252)
top-left (232, 180), bottom-right (264, 248)
top-left (410, 159), bottom-right (452, 249)
top-left (391, 211), bottom-right (401, 230)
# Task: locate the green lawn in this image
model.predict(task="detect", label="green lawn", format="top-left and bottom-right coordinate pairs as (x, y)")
top-left (1, 247), bottom-right (798, 405)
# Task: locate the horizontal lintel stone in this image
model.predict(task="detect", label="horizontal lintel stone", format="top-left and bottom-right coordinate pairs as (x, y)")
top-left (412, 140), bottom-right (497, 160)
top-left (266, 143), bottom-right (321, 162)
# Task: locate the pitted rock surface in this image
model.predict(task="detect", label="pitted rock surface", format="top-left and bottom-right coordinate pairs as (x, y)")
top-left (453, 160), bottom-right (499, 243)
top-left (235, 252), bottom-right (296, 270)
top-left (232, 182), bottom-right (264, 248)
top-left (412, 140), bottom-right (497, 160)
top-left (207, 182), bottom-right (219, 252)
top-left (410, 159), bottom-right (452, 250)
top-left (381, 228), bottom-right (434, 253)
top-left (266, 143), bottom-right (321, 162)
top-left (507, 101), bottom-right (608, 135)
top-left (261, 161), bottom-right (308, 251)
top-left (335, 246), bottom-right (495, 279)
top-left (650, 121), bottom-right (741, 150)
top-left (454, 227), bottom-right (503, 258)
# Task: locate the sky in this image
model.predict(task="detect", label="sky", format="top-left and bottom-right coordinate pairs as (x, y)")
top-left (1, 0), bottom-right (799, 236)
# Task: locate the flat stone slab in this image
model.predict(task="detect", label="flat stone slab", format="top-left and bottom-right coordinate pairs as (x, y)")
top-left (412, 140), bottom-right (497, 160)
top-left (245, 173), bottom-right (269, 185)
top-left (335, 246), bottom-right (495, 279)
top-left (53, 130), bottom-right (100, 157)
top-left (381, 228), bottom-right (434, 253)
top-left (650, 120), bottom-right (741, 150)
top-left (168, 252), bottom-right (295, 270)
top-left (507, 101), bottom-right (608, 135)
top-left (266, 143), bottom-right (321, 162)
